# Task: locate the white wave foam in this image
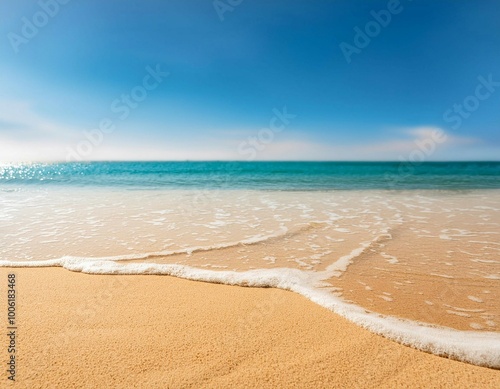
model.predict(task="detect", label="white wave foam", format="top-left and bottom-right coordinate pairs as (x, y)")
top-left (1, 255), bottom-right (499, 369)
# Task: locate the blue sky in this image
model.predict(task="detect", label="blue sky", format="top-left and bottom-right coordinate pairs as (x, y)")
top-left (0, 0), bottom-right (499, 161)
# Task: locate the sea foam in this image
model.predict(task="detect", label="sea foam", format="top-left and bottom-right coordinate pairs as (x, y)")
top-left (2, 186), bottom-right (500, 369)
top-left (1, 252), bottom-right (499, 369)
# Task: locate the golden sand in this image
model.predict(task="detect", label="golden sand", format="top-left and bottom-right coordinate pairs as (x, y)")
top-left (2, 268), bottom-right (498, 388)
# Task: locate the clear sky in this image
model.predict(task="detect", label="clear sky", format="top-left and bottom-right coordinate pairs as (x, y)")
top-left (0, 0), bottom-right (499, 162)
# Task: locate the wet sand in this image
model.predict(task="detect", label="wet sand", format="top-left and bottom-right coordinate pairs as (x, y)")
top-left (2, 268), bottom-right (499, 388)
top-left (4, 189), bottom-right (499, 333)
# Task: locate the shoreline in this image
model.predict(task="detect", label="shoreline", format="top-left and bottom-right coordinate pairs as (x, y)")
top-left (2, 268), bottom-right (498, 388)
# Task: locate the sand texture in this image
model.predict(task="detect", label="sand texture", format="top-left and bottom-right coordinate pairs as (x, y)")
top-left (1, 268), bottom-right (498, 388)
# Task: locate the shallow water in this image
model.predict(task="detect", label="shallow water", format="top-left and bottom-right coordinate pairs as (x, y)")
top-left (1, 162), bottom-right (500, 368)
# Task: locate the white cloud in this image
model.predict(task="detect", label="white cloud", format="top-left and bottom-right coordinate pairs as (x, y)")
top-left (0, 108), bottom-right (497, 163)
top-left (0, 100), bottom-right (80, 140)
top-left (0, 100), bottom-right (82, 162)
top-left (226, 126), bottom-right (483, 161)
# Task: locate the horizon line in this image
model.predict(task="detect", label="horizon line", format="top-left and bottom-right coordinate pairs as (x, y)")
top-left (2, 160), bottom-right (500, 164)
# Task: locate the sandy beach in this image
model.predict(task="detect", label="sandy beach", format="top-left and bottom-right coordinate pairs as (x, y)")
top-left (3, 0), bottom-right (500, 385)
top-left (2, 267), bottom-right (498, 388)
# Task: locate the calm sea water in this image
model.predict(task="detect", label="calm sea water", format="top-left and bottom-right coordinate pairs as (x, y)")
top-left (1, 161), bottom-right (499, 190)
top-left (1, 161), bottom-right (500, 367)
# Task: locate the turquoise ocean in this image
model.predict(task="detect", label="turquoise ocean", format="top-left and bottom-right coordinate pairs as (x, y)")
top-left (1, 161), bottom-right (500, 189)
top-left (1, 161), bottom-right (499, 368)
